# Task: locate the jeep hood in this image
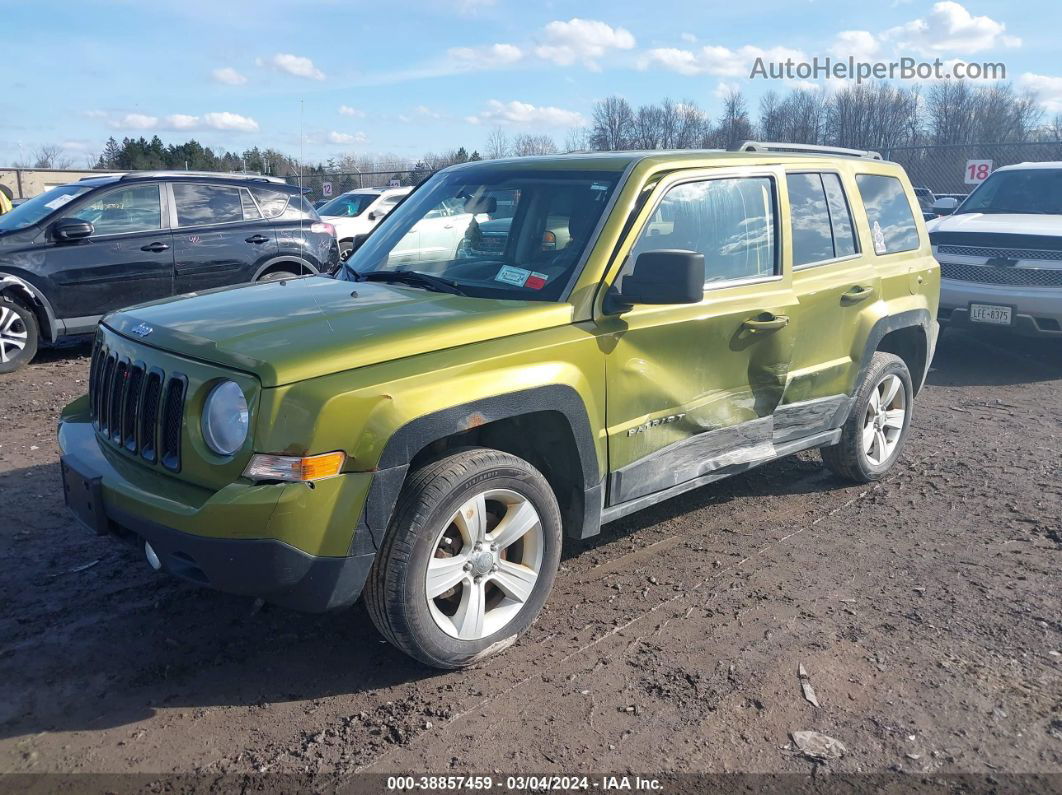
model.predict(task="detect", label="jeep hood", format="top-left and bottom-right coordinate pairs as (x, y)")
top-left (105, 276), bottom-right (572, 387)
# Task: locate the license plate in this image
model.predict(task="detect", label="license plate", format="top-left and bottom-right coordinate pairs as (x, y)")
top-left (969, 303), bottom-right (1013, 325)
top-left (61, 457), bottom-right (109, 534)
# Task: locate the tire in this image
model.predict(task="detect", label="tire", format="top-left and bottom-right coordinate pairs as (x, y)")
top-left (257, 269), bottom-right (298, 283)
top-left (365, 448), bottom-right (563, 669)
top-left (339, 240), bottom-right (354, 261)
top-left (821, 352), bottom-right (913, 483)
top-left (0, 295), bottom-right (39, 374)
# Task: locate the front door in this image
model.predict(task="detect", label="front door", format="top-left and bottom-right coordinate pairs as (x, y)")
top-left (601, 168), bottom-right (799, 506)
top-left (169, 182), bottom-right (278, 294)
top-left (46, 183), bottom-right (173, 320)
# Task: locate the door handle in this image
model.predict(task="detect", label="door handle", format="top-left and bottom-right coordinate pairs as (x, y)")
top-left (841, 285), bottom-right (875, 304)
top-left (245, 234), bottom-right (270, 244)
top-left (443, 224), bottom-right (455, 229)
top-left (140, 242), bottom-right (169, 253)
top-left (742, 314), bottom-right (790, 332)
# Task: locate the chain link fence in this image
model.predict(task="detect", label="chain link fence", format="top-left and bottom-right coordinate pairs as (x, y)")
top-left (282, 170), bottom-right (423, 203)
top-left (883, 141), bottom-right (1062, 198)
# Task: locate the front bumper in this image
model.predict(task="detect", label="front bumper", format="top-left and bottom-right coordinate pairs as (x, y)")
top-left (58, 404), bottom-right (377, 612)
top-left (940, 279), bottom-right (1062, 337)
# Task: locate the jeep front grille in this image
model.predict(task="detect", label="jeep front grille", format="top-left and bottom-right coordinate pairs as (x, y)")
top-left (939, 261), bottom-right (1062, 288)
top-left (89, 340), bottom-right (186, 471)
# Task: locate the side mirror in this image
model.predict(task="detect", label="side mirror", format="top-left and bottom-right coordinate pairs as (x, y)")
top-left (351, 233), bottom-right (370, 253)
top-left (606, 250), bottom-right (704, 312)
top-left (931, 197), bottom-right (959, 216)
top-left (53, 218), bottom-right (94, 241)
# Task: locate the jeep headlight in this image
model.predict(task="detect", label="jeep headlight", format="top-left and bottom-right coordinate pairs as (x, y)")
top-left (201, 380), bottom-right (249, 456)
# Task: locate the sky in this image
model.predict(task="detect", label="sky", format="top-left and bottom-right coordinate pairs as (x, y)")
top-left (2, 0), bottom-right (1059, 167)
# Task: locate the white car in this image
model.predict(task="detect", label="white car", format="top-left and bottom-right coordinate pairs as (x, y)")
top-left (928, 161), bottom-right (1062, 338)
top-left (318, 187), bottom-right (412, 259)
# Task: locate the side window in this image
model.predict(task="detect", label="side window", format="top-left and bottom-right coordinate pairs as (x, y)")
top-left (250, 188), bottom-right (291, 219)
top-left (65, 184), bottom-right (161, 236)
top-left (787, 173), bottom-right (834, 266)
top-left (279, 195), bottom-right (316, 220)
top-left (787, 172), bottom-right (859, 266)
top-left (855, 174), bottom-right (919, 254)
top-left (240, 189), bottom-right (262, 220)
top-left (631, 176), bottom-right (777, 285)
top-left (821, 174), bottom-right (857, 257)
top-left (172, 184), bottom-right (244, 226)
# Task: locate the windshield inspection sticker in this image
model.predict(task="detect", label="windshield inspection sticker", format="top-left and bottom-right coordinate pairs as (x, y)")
top-left (525, 272), bottom-right (548, 290)
top-left (44, 194), bottom-right (75, 211)
top-left (872, 221), bottom-right (887, 255)
top-left (495, 265), bottom-right (531, 287)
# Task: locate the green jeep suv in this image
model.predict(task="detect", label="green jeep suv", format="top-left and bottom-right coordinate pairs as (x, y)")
top-left (59, 144), bottom-right (940, 668)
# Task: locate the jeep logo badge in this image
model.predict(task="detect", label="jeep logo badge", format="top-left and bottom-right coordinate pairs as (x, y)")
top-left (130, 323), bottom-right (153, 337)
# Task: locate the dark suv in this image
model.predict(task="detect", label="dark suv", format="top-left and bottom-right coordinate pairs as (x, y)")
top-left (0, 171), bottom-right (340, 372)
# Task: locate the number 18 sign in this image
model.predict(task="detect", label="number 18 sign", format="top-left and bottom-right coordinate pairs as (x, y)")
top-left (965, 159), bottom-right (993, 185)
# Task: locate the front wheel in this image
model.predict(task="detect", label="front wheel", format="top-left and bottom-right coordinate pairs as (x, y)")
top-left (821, 352), bottom-right (913, 482)
top-left (364, 448), bottom-right (562, 669)
top-left (0, 296), bottom-right (38, 374)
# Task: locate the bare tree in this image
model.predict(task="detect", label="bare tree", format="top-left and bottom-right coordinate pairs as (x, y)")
top-left (511, 134), bottom-right (557, 157)
top-left (590, 96), bottom-right (635, 151)
top-left (484, 128), bottom-right (511, 160)
top-left (924, 81), bottom-right (977, 145)
top-left (632, 103), bottom-right (665, 149)
top-left (710, 89), bottom-right (753, 150)
top-left (564, 127), bottom-right (591, 152)
top-left (33, 145), bottom-right (72, 169)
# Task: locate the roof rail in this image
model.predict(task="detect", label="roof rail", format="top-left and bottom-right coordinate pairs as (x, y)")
top-left (735, 141), bottom-right (883, 160)
top-left (117, 170), bottom-right (287, 184)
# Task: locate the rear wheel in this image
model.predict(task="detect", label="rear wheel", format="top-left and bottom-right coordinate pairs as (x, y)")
top-left (365, 448), bottom-right (562, 669)
top-left (0, 295), bottom-right (38, 374)
top-left (339, 240), bottom-right (354, 261)
top-left (821, 352), bottom-right (913, 482)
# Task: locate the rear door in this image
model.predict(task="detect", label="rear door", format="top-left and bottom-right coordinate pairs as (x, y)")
top-left (170, 182), bottom-right (278, 294)
top-left (254, 188), bottom-right (335, 273)
top-left (600, 167), bottom-right (799, 506)
top-left (784, 169), bottom-right (881, 403)
top-left (46, 182), bottom-right (173, 320)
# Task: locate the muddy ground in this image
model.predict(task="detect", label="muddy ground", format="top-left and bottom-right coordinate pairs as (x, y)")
top-left (0, 328), bottom-right (1059, 792)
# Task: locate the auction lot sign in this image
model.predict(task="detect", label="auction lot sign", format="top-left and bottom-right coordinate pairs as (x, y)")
top-left (964, 159), bottom-right (993, 185)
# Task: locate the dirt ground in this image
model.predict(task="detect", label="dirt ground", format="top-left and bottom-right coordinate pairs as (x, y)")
top-left (0, 328), bottom-right (1059, 792)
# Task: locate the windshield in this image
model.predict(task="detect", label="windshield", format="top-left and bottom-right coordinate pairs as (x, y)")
top-left (343, 167), bottom-right (620, 301)
top-left (0, 184), bottom-right (93, 232)
top-left (318, 192), bottom-right (379, 217)
top-left (957, 169), bottom-right (1062, 215)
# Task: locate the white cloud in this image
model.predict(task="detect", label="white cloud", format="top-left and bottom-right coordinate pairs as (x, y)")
top-left (111, 113), bottom-right (159, 130)
top-left (884, 1), bottom-right (1020, 55)
top-left (261, 53), bottom-right (325, 80)
top-left (534, 18), bottom-right (635, 69)
top-left (448, 43), bottom-right (524, 69)
top-left (102, 111), bottom-right (259, 133)
top-left (338, 105), bottom-right (365, 118)
top-left (639, 44), bottom-right (806, 77)
top-left (163, 114), bottom-right (201, 130)
top-left (680, 33), bottom-right (697, 44)
top-left (833, 30), bottom-right (880, 60)
top-left (328, 130), bottom-right (368, 145)
top-left (465, 99), bottom-right (585, 127)
top-left (1020, 73), bottom-right (1062, 113)
top-left (212, 67), bottom-right (247, 86)
top-left (201, 111), bottom-right (259, 132)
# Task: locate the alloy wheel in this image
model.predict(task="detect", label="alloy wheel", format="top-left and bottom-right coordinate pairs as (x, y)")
top-left (0, 306), bottom-right (28, 364)
top-left (862, 373), bottom-right (906, 466)
top-left (425, 488), bottom-right (544, 641)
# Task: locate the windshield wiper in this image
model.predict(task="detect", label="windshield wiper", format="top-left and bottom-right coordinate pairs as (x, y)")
top-left (360, 269), bottom-right (467, 296)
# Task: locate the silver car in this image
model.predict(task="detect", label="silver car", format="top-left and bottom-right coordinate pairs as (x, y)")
top-left (929, 162), bottom-right (1062, 338)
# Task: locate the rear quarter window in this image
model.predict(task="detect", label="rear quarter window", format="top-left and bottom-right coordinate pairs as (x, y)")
top-left (855, 174), bottom-right (920, 255)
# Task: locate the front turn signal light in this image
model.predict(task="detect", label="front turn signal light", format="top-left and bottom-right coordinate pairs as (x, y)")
top-left (244, 451), bottom-right (346, 482)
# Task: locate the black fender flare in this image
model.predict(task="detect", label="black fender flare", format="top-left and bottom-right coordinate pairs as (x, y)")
top-left (0, 272), bottom-right (60, 342)
top-left (856, 308), bottom-right (934, 393)
top-left (354, 385), bottom-right (601, 551)
top-left (251, 255), bottom-right (319, 281)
